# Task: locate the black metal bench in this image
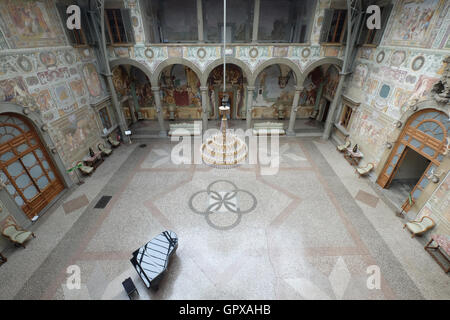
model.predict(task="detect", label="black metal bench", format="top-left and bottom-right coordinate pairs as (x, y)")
top-left (122, 277), bottom-right (139, 299)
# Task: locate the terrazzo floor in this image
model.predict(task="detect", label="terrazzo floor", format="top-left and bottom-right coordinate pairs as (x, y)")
top-left (0, 136), bottom-right (449, 300)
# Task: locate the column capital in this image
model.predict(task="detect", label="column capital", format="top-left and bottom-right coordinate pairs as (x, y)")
top-left (246, 86), bottom-right (256, 91)
top-left (151, 86), bottom-right (160, 92)
top-left (200, 86), bottom-right (209, 92)
top-left (294, 86), bottom-right (304, 92)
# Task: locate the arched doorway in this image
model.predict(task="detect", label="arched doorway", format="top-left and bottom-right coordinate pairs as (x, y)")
top-left (206, 64), bottom-right (247, 120)
top-left (0, 114), bottom-right (64, 219)
top-left (377, 109), bottom-right (448, 212)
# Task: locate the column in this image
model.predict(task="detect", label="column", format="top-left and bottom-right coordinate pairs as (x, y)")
top-left (287, 86), bottom-right (303, 136)
top-left (127, 97), bottom-right (138, 124)
top-left (200, 86), bottom-right (209, 131)
top-left (197, 0), bottom-right (204, 42)
top-left (152, 86), bottom-right (167, 137)
top-left (246, 86), bottom-right (255, 130)
top-left (252, 0), bottom-right (260, 43)
top-left (130, 82), bottom-right (140, 114)
top-left (105, 75), bottom-right (130, 143)
top-left (322, 73), bottom-right (347, 140)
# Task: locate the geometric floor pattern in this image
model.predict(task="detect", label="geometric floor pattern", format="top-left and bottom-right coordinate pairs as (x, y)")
top-left (1, 137), bottom-right (449, 300)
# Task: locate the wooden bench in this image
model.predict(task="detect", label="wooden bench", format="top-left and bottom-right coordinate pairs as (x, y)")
top-left (168, 122), bottom-right (201, 137)
top-left (252, 122), bottom-right (286, 136)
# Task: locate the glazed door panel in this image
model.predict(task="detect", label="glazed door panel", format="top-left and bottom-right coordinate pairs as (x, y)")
top-left (376, 143), bottom-right (407, 188)
top-left (401, 162), bottom-right (435, 211)
top-left (0, 115), bottom-right (64, 219)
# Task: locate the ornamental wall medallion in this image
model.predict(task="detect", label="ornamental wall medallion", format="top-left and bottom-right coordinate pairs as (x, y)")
top-left (301, 48), bottom-right (311, 58)
top-left (376, 51), bottom-right (385, 64)
top-left (17, 56), bottom-right (33, 72)
top-left (411, 56), bottom-right (425, 71)
top-left (197, 48), bottom-right (206, 59)
top-left (249, 47), bottom-right (259, 59)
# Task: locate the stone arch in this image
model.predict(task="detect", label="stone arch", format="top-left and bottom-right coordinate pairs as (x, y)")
top-left (376, 102), bottom-right (449, 212)
top-left (109, 58), bottom-right (153, 81)
top-left (251, 58), bottom-right (302, 87)
top-left (301, 57), bottom-right (344, 87)
top-left (151, 58), bottom-right (202, 87)
top-left (201, 57), bottom-right (253, 87)
top-left (398, 99), bottom-right (449, 128)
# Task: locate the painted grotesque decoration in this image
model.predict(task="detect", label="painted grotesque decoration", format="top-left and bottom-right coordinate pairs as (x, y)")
top-left (278, 65), bottom-right (292, 89)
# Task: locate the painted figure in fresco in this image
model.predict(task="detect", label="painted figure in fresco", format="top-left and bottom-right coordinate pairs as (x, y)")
top-left (393, 0), bottom-right (438, 43)
top-left (10, 2), bottom-right (52, 37)
top-left (82, 64), bottom-right (102, 97)
top-left (35, 90), bottom-right (52, 112)
top-left (0, 78), bottom-right (29, 103)
top-left (410, 75), bottom-right (439, 102)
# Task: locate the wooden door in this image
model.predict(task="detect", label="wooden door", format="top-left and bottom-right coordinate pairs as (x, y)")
top-left (0, 114), bottom-right (64, 219)
top-left (377, 109), bottom-right (448, 212)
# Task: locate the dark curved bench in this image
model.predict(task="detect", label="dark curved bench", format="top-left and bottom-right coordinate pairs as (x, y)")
top-left (130, 231), bottom-right (178, 289)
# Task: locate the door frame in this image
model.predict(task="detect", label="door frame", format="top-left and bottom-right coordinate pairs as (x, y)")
top-left (0, 103), bottom-right (74, 222)
top-left (0, 118), bottom-right (65, 218)
top-left (377, 108), bottom-right (447, 212)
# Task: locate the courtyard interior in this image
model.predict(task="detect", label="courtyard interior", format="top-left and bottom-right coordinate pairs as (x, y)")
top-left (0, 133), bottom-right (448, 300)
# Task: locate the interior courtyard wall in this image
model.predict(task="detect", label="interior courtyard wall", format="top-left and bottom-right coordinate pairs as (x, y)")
top-left (338, 0), bottom-right (449, 226)
top-left (0, 0), bottom-right (113, 171)
top-left (341, 0), bottom-right (449, 166)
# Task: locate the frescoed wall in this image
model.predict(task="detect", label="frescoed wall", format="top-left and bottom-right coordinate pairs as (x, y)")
top-left (207, 64), bottom-right (245, 119)
top-left (0, 0), bottom-right (110, 172)
top-left (160, 64), bottom-right (201, 120)
top-left (418, 171), bottom-right (450, 236)
top-left (341, 0), bottom-right (450, 166)
top-left (48, 106), bottom-right (102, 167)
top-left (253, 65), bottom-right (295, 119)
top-left (384, 0), bottom-right (446, 48)
top-left (0, 0), bottom-right (65, 49)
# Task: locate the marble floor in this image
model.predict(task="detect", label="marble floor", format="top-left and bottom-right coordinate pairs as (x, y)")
top-left (0, 137), bottom-right (449, 300)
